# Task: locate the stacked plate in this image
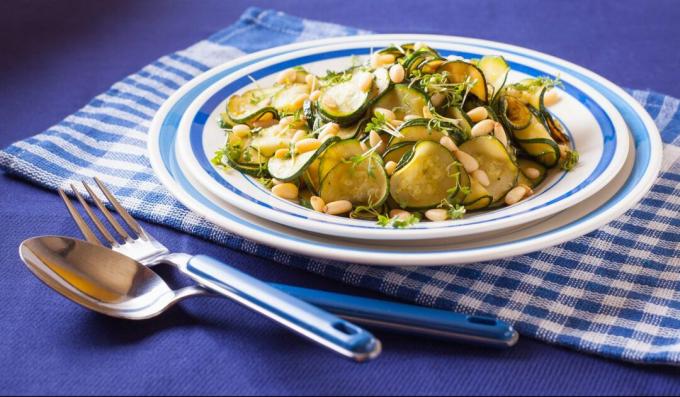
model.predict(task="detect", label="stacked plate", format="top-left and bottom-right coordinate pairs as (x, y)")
top-left (148, 35), bottom-right (662, 266)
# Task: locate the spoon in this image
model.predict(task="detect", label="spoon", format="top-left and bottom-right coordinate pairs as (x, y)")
top-left (19, 236), bottom-right (381, 362)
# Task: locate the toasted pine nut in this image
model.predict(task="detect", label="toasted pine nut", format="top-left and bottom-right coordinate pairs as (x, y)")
top-left (278, 116), bottom-right (294, 127)
top-left (493, 122), bottom-right (508, 147)
top-left (320, 122), bottom-right (340, 137)
top-left (232, 124), bottom-right (251, 138)
top-left (466, 107), bottom-right (488, 123)
top-left (425, 208), bottom-right (449, 222)
top-left (309, 89), bottom-right (321, 101)
top-left (471, 119), bottom-right (495, 137)
top-left (374, 107), bottom-right (395, 121)
top-left (404, 114), bottom-right (420, 121)
top-left (370, 53), bottom-right (396, 68)
top-left (422, 106), bottom-right (433, 119)
top-left (389, 209), bottom-right (411, 219)
top-left (310, 196), bottom-right (326, 212)
top-left (357, 72), bottom-right (373, 92)
top-left (389, 64), bottom-right (405, 83)
top-left (524, 167), bottom-right (541, 179)
top-left (272, 178), bottom-right (285, 185)
top-left (274, 148), bottom-right (290, 159)
top-left (384, 160), bottom-right (398, 176)
top-left (295, 138), bottom-right (321, 154)
top-left (322, 95), bottom-right (337, 109)
top-left (291, 93), bottom-right (309, 111)
top-left (439, 136), bottom-right (458, 152)
top-left (374, 140), bottom-right (386, 155)
top-left (520, 183), bottom-right (534, 197)
top-left (430, 93), bottom-right (446, 107)
top-left (454, 150), bottom-right (479, 173)
top-left (504, 185), bottom-right (529, 205)
top-left (472, 169), bottom-right (490, 187)
top-left (276, 69), bottom-right (297, 85)
top-left (543, 89), bottom-right (561, 106)
top-left (325, 200), bottom-right (353, 215)
top-left (292, 129), bottom-right (307, 143)
top-left (272, 183), bottom-right (299, 200)
top-left (305, 74), bottom-right (317, 91)
top-left (369, 130), bottom-right (382, 148)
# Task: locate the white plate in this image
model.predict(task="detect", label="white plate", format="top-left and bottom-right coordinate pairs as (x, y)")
top-left (148, 34), bottom-right (662, 266)
top-left (175, 39), bottom-right (629, 241)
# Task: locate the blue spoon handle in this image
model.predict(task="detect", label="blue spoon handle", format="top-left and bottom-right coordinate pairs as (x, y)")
top-left (272, 283), bottom-right (518, 348)
top-left (182, 255), bottom-right (381, 362)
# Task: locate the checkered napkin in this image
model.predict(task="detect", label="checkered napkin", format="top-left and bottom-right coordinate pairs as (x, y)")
top-left (2, 7), bottom-right (679, 365)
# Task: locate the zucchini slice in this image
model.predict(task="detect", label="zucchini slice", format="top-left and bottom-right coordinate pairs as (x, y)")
top-left (459, 135), bottom-right (519, 203)
top-left (317, 139), bottom-right (365, 184)
top-left (268, 137), bottom-right (340, 182)
top-left (272, 83), bottom-right (310, 114)
top-left (317, 71), bottom-right (372, 126)
top-left (369, 67), bottom-right (392, 103)
top-left (219, 111), bottom-right (235, 128)
top-left (517, 157), bottom-right (547, 188)
top-left (382, 142), bottom-right (414, 165)
top-left (437, 60), bottom-right (488, 103)
top-left (511, 108), bottom-right (561, 168)
top-left (463, 177), bottom-right (493, 211)
top-left (478, 55), bottom-right (510, 101)
top-left (226, 87), bottom-right (279, 124)
top-left (303, 159), bottom-right (321, 194)
top-left (389, 140), bottom-right (468, 209)
top-left (402, 48), bottom-right (441, 76)
top-left (442, 106), bottom-right (473, 138)
top-left (539, 88), bottom-right (570, 144)
top-left (389, 118), bottom-right (462, 146)
top-left (372, 84), bottom-right (428, 120)
top-left (319, 153), bottom-right (388, 207)
top-left (499, 95), bottom-right (532, 130)
top-left (249, 124), bottom-right (298, 157)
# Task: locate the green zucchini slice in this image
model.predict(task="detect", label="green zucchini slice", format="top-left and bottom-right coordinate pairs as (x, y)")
top-left (463, 177), bottom-right (493, 211)
top-left (499, 95), bottom-right (532, 130)
top-left (437, 60), bottom-right (488, 103)
top-left (317, 139), bottom-right (365, 184)
top-left (389, 140), bottom-right (468, 210)
top-left (459, 135), bottom-right (519, 203)
top-left (517, 157), bottom-right (547, 188)
top-left (478, 55), bottom-right (510, 101)
top-left (511, 108), bottom-right (561, 168)
top-left (268, 137), bottom-right (340, 182)
top-left (226, 87), bottom-right (279, 124)
top-left (369, 67), bottom-right (392, 103)
top-left (303, 159), bottom-right (321, 194)
top-left (319, 153), bottom-right (388, 207)
top-left (382, 142), bottom-right (414, 165)
top-left (389, 118), bottom-right (461, 146)
top-left (372, 84), bottom-right (428, 120)
top-left (317, 71), bottom-right (372, 126)
top-left (219, 111), bottom-right (235, 128)
top-left (272, 83), bottom-right (310, 114)
top-left (538, 88), bottom-right (570, 144)
top-left (442, 106), bottom-right (473, 138)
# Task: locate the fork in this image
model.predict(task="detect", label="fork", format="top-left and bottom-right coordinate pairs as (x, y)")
top-left (58, 178), bottom-right (382, 362)
top-left (60, 178), bottom-right (519, 349)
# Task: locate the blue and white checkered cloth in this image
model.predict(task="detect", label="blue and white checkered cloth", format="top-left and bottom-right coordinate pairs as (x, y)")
top-left (1, 7), bottom-right (679, 365)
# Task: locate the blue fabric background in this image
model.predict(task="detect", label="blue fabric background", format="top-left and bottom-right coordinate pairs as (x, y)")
top-left (1, 0), bottom-right (680, 395)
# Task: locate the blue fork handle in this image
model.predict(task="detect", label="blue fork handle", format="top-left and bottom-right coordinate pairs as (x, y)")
top-left (272, 283), bottom-right (518, 348)
top-left (182, 255), bottom-right (381, 362)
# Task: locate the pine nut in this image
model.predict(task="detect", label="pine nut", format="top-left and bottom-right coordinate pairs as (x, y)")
top-left (520, 183), bottom-right (534, 197)
top-left (291, 93), bottom-right (309, 111)
top-left (310, 196), bottom-right (326, 212)
top-left (385, 160), bottom-right (398, 176)
top-left (422, 105), bottom-right (433, 119)
top-left (232, 124), bottom-right (251, 138)
top-left (404, 114), bottom-right (420, 121)
top-left (374, 107), bottom-right (396, 121)
top-left (439, 136), bottom-right (458, 152)
top-left (389, 64), bottom-right (405, 83)
top-left (504, 185), bottom-right (528, 205)
top-left (369, 130), bottom-right (382, 148)
top-left (309, 89), bottom-right (321, 101)
top-left (272, 183), bottom-right (299, 200)
top-left (493, 122), bottom-right (508, 147)
top-left (276, 69), bottom-right (297, 85)
top-left (454, 150), bottom-right (479, 173)
top-left (471, 119), bottom-right (495, 137)
top-left (370, 53), bottom-right (396, 68)
top-left (357, 72), bottom-right (373, 92)
top-left (322, 95), bottom-right (337, 109)
top-left (472, 169), bottom-right (490, 187)
top-left (320, 122), bottom-right (340, 137)
top-left (543, 89), bottom-right (561, 106)
top-left (325, 200), bottom-right (353, 215)
top-left (524, 167), bottom-right (541, 179)
top-left (292, 129), bottom-right (307, 143)
top-left (375, 140), bottom-right (386, 155)
top-left (305, 74), bottom-right (317, 91)
top-left (430, 93), bottom-right (446, 107)
top-left (466, 107), bottom-right (488, 123)
top-left (295, 138), bottom-right (321, 154)
top-left (389, 209), bottom-right (411, 219)
top-left (425, 208), bottom-right (449, 222)
top-left (274, 148), bottom-right (290, 159)
top-left (278, 116), bottom-right (294, 127)
top-left (252, 118), bottom-right (277, 129)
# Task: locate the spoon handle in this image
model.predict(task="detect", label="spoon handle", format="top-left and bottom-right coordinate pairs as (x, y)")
top-left (180, 255), bottom-right (381, 362)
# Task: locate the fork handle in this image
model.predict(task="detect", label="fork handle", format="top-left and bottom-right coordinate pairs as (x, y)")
top-left (181, 255), bottom-right (381, 362)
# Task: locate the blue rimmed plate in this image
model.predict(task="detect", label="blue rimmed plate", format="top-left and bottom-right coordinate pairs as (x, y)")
top-left (174, 39), bottom-right (628, 240)
top-left (148, 34), bottom-right (661, 266)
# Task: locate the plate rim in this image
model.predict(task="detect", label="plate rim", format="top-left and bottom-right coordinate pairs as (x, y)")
top-left (148, 34), bottom-right (662, 266)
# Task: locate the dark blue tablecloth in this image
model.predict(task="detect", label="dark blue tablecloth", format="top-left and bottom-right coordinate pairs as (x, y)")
top-left (2, 1), bottom-right (680, 395)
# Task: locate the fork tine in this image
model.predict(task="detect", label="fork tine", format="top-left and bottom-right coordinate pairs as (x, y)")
top-left (93, 177), bottom-right (145, 237)
top-left (70, 184), bottom-right (119, 246)
top-left (81, 181), bottom-right (131, 241)
top-left (58, 188), bottom-right (102, 246)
